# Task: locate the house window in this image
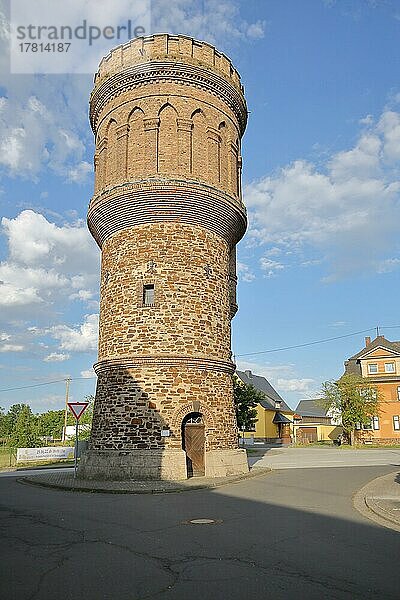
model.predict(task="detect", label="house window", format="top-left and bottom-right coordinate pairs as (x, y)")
top-left (372, 416), bottom-right (379, 430)
top-left (143, 284), bottom-right (155, 306)
top-left (384, 362), bottom-right (395, 373)
top-left (368, 363), bottom-right (378, 374)
top-left (393, 416), bottom-right (400, 431)
top-left (397, 386), bottom-right (400, 401)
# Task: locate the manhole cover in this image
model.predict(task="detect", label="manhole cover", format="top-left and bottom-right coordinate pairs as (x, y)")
top-left (184, 518), bottom-right (222, 525)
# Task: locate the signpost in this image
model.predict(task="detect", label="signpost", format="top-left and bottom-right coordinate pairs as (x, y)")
top-left (67, 401), bottom-right (89, 478)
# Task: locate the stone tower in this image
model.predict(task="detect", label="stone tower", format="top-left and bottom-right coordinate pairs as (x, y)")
top-left (79, 34), bottom-right (248, 480)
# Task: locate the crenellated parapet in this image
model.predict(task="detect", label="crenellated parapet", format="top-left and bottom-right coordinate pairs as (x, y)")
top-left (93, 34), bottom-right (244, 94)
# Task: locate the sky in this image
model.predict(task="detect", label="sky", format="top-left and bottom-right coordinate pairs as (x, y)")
top-left (0, 0), bottom-right (399, 412)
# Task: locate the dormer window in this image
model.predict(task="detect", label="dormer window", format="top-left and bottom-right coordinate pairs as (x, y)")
top-left (384, 362), bottom-right (395, 373)
top-left (368, 363), bottom-right (378, 374)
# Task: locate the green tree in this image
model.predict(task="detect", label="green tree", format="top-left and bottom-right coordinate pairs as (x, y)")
top-left (233, 377), bottom-right (262, 431)
top-left (8, 405), bottom-right (41, 448)
top-left (320, 373), bottom-right (381, 445)
top-left (0, 407), bottom-right (7, 440)
top-left (36, 409), bottom-right (65, 439)
top-left (4, 404), bottom-right (28, 436)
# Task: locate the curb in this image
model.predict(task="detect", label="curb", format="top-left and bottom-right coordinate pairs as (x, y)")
top-left (19, 466), bottom-right (272, 495)
top-left (353, 470), bottom-right (400, 533)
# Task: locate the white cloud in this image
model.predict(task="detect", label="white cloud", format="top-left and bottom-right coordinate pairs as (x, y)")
top-left (28, 394), bottom-right (66, 413)
top-left (69, 290), bottom-right (94, 301)
top-left (50, 314), bottom-right (99, 352)
top-left (67, 161), bottom-right (93, 184)
top-left (237, 261), bottom-right (255, 282)
top-left (81, 368), bottom-right (95, 378)
top-left (259, 257), bottom-right (285, 278)
top-left (0, 210), bottom-right (99, 310)
top-left (0, 95), bottom-right (90, 180)
top-left (359, 114), bottom-right (374, 126)
top-left (0, 332), bottom-right (11, 341)
top-left (377, 110), bottom-right (400, 162)
top-left (152, 0), bottom-right (266, 45)
top-left (44, 352), bottom-right (70, 362)
top-left (244, 108), bottom-right (400, 280)
top-left (0, 344), bottom-right (24, 352)
top-left (276, 378), bottom-right (315, 393)
top-left (236, 359), bottom-right (317, 405)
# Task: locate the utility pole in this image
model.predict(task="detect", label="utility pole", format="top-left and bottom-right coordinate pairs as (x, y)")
top-left (62, 377), bottom-right (71, 442)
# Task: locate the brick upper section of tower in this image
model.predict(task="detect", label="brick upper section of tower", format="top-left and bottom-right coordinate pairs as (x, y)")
top-left (93, 33), bottom-right (244, 94)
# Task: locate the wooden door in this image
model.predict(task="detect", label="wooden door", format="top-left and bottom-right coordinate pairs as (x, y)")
top-left (184, 424), bottom-right (205, 477)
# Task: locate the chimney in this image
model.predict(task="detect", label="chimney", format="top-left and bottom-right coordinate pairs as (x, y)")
top-left (245, 370), bottom-right (252, 379)
top-left (365, 336), bottom-right (371, 347)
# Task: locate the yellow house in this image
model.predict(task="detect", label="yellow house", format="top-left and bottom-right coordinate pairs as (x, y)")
top-left (293, 399), bottom-right (342, 443)
top-left (236, 370), bottom-right (294, 444)
top-left (344, 335), bottom-right (400, 444)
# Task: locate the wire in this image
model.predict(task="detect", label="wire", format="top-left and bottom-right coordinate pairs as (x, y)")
top-left (0, 376), bottom-right (96, 393)
top-left (2, 324), bottom-right (400, 391)
top-left (235, 327), bottom-right (378, 357)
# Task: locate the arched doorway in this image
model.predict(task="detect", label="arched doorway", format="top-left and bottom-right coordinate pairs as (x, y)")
top-left (182, 412), bottom-right (205, 477)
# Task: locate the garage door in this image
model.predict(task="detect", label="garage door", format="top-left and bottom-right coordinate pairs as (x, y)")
top-left (298, 427), bottom-right (317, 442)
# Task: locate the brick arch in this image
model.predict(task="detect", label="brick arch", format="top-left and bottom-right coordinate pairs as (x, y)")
top-left (128, 106), bottom-right (144, 120)
top-left (158, 101), bottom-right (178, 116)
top-left (190, 107), bottom-right (207, 120)
top-left (171, 402), bottom-right (216, 433)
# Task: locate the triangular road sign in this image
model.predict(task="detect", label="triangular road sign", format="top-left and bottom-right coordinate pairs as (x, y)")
top-left (67, 402), bottom-right (89, 421)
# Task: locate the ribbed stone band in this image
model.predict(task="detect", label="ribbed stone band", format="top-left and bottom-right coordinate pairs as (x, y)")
top-left (94, 356), bottom-right (236, 375)
top-left (90, 61), bottom-right (247, 134)
top-left (87, 179), bottom-right (247, 248)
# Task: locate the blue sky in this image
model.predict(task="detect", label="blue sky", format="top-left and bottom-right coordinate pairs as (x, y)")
top-left (0, 0), bottom-right (399, 411)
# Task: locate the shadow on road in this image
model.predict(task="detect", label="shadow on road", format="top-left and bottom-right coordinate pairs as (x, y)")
top-left (0, 466), bottom-right (399, 599)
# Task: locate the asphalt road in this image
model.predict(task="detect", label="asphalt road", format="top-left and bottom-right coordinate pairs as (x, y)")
top-left (1, 465), bottom-right (399, 599)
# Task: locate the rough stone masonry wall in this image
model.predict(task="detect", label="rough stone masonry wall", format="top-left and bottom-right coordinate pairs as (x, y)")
top-left (90, 365), bottom-right (238, 451)
top-left (98, 222), bottom-right (231, 361)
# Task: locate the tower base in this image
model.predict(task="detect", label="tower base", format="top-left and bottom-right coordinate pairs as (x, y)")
top-left (77, 448), bottom-right (248, 481)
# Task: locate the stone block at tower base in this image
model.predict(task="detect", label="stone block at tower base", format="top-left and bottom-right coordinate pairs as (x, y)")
top-left (78, 449), bottom-right (187, 481)
top-left (77, 448), bottom-right (248, 481)
top-left (205, 449), bottom-right (249, 478)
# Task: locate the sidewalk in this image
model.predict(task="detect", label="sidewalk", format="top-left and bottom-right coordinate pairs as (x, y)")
top-left (353, 469), bottom-right (400, 532)
top-left (20, 465), bottom-right (271, 494)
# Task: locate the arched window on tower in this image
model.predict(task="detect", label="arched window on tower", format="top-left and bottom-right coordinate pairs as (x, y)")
top-left (218, 121), bottom-right (228, 188)
top-left (158, 103), bottom-right (178, 174)
top-left (105, 119), bottom-right (118, 185)
top-left (127, 107), bottom-right (145, 179)
top-left (191, 108), bottom-right (207, 179)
